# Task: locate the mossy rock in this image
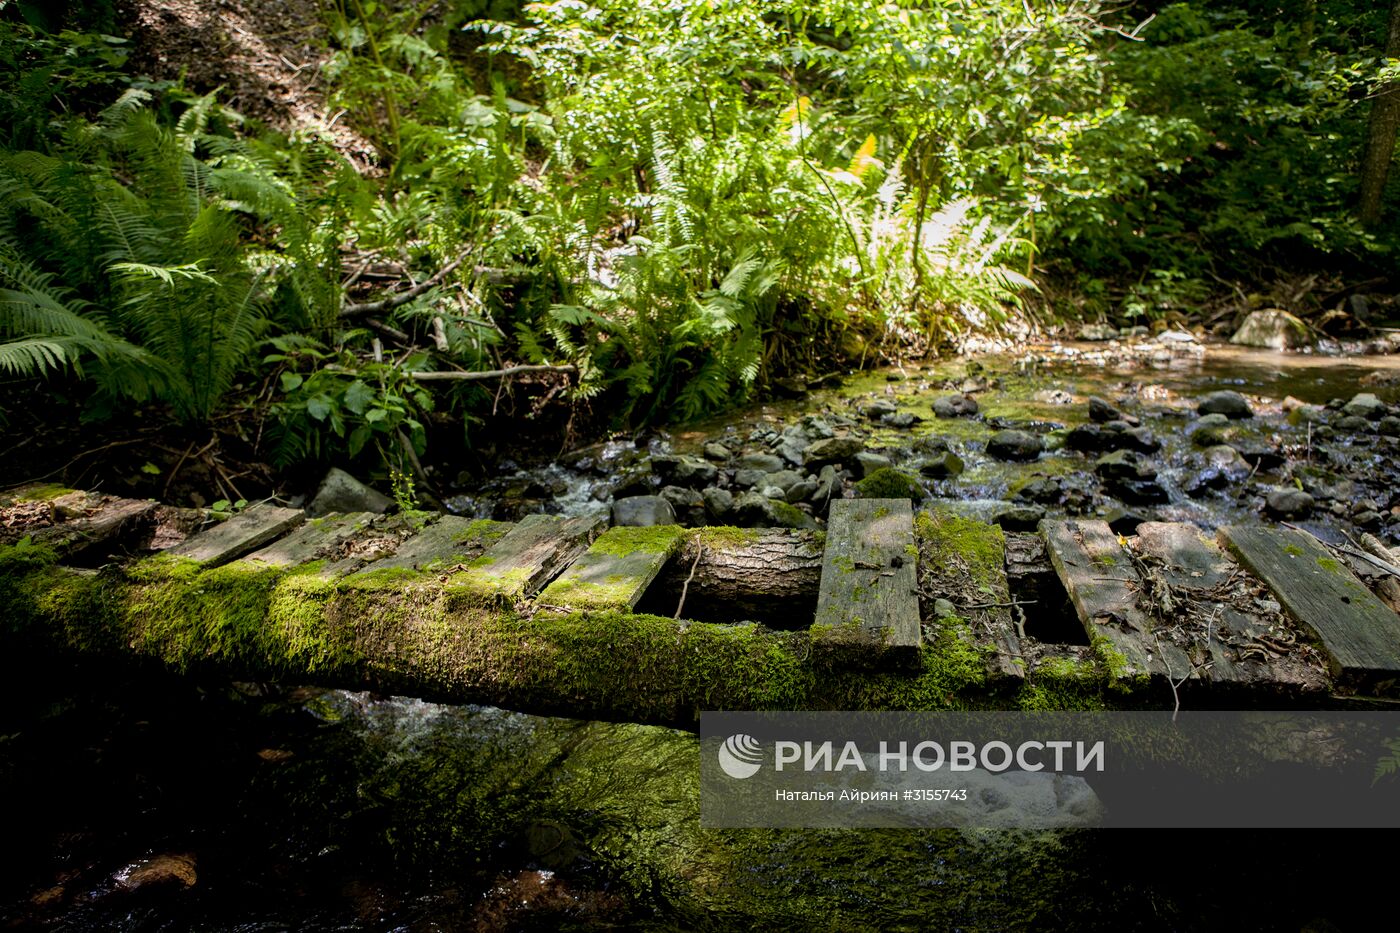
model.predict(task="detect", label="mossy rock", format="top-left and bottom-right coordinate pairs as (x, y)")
top-left (853, 468), bottom-right (924, 503)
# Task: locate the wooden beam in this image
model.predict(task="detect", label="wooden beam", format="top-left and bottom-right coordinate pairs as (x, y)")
top-left (164, 502), bottom-right (305, 567)
top-left (538, 525), bottom-right (685, 611)
top-left (450, 513), bottom-right (604, 603)
top-left (813, 499), bottom-right (921, 663)
top-left (1220, 524), bottom-right (1400, 690)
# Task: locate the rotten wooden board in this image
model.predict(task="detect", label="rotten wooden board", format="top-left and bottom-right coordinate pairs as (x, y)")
top-left (239, 512), bottom-right (379, 570)
top-left (13, 493), bottom-right (158, 561)
top-left (452, 513), bottom-right (605, 603)
top-left (1133, 522), bottom-right (1325, 692)
top-left (813, 499), bottom-right (921, 659)
top-left (1220, 524), bottom-right (1400, 689)
top-left (918, 509), bottom-right (1023, 681)
top-left (1041, 519), bottom-right (1191, 681)
top-left (164, 502), bottom-right (306, 567)
top-left (537, 525), bottom-right (685, 611)
top-left (352, 515), bottom-right (512, 576)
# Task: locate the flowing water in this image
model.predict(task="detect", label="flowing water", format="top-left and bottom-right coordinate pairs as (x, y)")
top-left (5, 341), bottom-right (1398, 930)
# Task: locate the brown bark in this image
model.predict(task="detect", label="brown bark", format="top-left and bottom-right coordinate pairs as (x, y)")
top-left (1358, 0), bottom-right (1400, 226)
top-left (648, 529), bottom-right (824, 624)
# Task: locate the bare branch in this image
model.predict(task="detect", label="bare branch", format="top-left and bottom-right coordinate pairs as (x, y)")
top-left (342, 251), bottom-right (471, 318)
top-left (408, 363), bottom-right (577, 382)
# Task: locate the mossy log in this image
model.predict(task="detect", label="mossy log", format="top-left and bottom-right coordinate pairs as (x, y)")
top-left (0, 541), bottom-right (1027, 727)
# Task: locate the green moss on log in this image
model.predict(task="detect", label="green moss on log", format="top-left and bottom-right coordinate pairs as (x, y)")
top-left (0, 539), bottom-right (1132, 724)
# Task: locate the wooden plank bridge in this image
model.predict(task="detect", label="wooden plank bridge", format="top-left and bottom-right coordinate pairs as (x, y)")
top-left (4, 483), bottom-right (1400, 724)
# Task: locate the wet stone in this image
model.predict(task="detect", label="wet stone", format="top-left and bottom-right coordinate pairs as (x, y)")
top-left (1104, 507), bottom-right (1157, 536)
top-left (702, 486), bottom-right (734, 520)
top-left (854, 452), bottom-right (893, 478)
top-left (1265, 488), bottom-right (1315, 520)
top-left (1197, 390), bottom-right (1253, 419)
top-left (881, 411), bottom-right (920, 429)
top-left (919, 451), bottom-right (965, 479)
top-left (1342, 392), bottom-right (1387, 420)
top-left (733, 469), bottom-right (766, 488)
top-left (1088, 396), bottom-right (1123, 423)
top-left (650, 455), bottom-right (717, 488)
top-left (765, 469), bottom-right (805, 492)
top-left (986, 430), bottom-right (1043, 461)
top-left (992, 505), bottom-right (1045, 531)
top-left (786, 480), bottom-right (819, 503)
top-left (932, 394), bottom-right (979, 418)
top-left (611, 495), bottom-right (676, 527)
top-left (863, 398), bottom-right (899, 419)
top-left (703, 442), bottom-right (731, 461)
top-left (1333, 415), bottom-right (1373, 433)
top-left (803, 436), bottom-right (864, 468)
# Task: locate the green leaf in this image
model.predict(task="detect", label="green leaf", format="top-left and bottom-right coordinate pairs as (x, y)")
top-left (140, 462), bottom-right (161, 475)
top-left (279, 372), bottom-right (304, 392)
top-left (306, 397), bottom-right (332, 421)
top-left (343, 380), bottom-right (376, 415)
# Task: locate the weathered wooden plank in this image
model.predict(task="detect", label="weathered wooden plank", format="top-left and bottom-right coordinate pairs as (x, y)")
top-left (353, 515), bottom-right (512, 576)
top-left (13, 493), bottom-right (159, 561)
top-left (917, 509), bottom-right (1023, 681)
top-left (164, 502), bottom-right (305, 567)
top-left (1133, 522), bottom-right (1325, 692)
top-left (1041, 519), bottom-right (1190, 680)
top-left (1220, 524), bottom-right (1400, 688)
top-left (454, 513), bottom-right (606, 603)
top-left (812, 499), bottom-right (921, 659)
top-left (239, 512), bottom-right (379, 570)
top-left (537, 525), bottom-right (685, 611)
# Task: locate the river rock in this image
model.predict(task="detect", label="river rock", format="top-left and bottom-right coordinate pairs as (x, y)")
top-left (703, 442), bottom-right (731, 461)
top-left (992, 504), bottom-right (1046, 531)
top-left (853, 452), bottom-right (893, 478)
top-left (1265, 488), bottom-right (1314, 520)
top-left (853, 467), bottom-right (924, 502)
top-left (1197, 390), bottom-right (1253, 419)
top-left (660, 485), bottom-right (705, 524)
top-left (801, 415), bottom-right (835, 439)
top-left (1333, 415), bottom-right (1372, 433)
top-left (1012, 476), bottom-right (1062, 504)
top-left (611, 495), bottom-right (676, 527)
top-left (1230, 309), bottom-right (1312, 350)
top-left (703, 487), bottom-right (734, 520)
top-left (1065, 422), bottom-right (1158, 454)
top-left (1088, 397), bottom-right (1124, 423)
top-left (1342, 392), bottom-right (1387, 420)
top-left (650, 454), bottom-right (717, 488)
top-left (986, 430), bottom-right (1044, 461)
top-left (932, 394), bottom-right (979, 418)
top-left (1094, 449), bottom-right (1157, 481)
top-left (1188, 413), bottom-right (1233, 447)
top-left (1379, 416), bottom-right (1400, 436)
top-left (1078, 323), bottom-right (1118, 341)
top-left (1105, 507), bottom-right (1157, 535)
top-left (765, 470), bottom-right (805, 493)
top-left (786, 480), bottom-right (818, 503)
top-left (919, 451), bottom-right (965, 479)
top-left (116, 853), bottom-right (197, 892)
top-left (309, 468), bottom-right (393, 517)
top-left (733, 468), bottom-right (765, 488)
top-left (912, 435), bottom-right (950, 455)
top-left (733, 491), bottom-right (813, 529)
top-left (803, 436), bottom-right (864, 468)
top-left (863, 398), bottom-right (899, 419)
top-left (882, 411), bottom-right (920, 429)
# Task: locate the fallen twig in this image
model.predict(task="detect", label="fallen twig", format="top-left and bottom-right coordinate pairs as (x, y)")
top-left (410, 364), bottom-right (577, 382)
top-left (342, 250), bottom-right (471, 318)
top-left (675, 544), bottom-right (703, 620)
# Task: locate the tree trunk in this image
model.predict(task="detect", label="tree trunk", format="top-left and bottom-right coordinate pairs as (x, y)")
top-left (1358, 0), bottom-right (1400, 226)
top-left (650, 529), bottom-right (824, 623)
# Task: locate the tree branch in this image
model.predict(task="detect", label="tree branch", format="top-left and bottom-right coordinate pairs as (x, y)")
top-left (342, 251), bottom-right (472, 318)
top-left (408, 363), bottom-right (577, 382)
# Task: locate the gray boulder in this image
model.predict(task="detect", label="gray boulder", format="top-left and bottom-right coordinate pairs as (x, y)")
top-left (986, 430), bottom-right (1044, 461)
top-left (803, 436), bottom-right (864, 468)
top-left (309, 467), bottom-right (393, 517)
top-left (1197, 391), bottom-right (1253, 419)
top-left (919, 451), bottom-right (965, 479)
top-left (1265, 489), bottom-right (1314, 520)
top-left (612, 495), bottom-right (677, 527)
top-left (1342, 392), bottom-right (1387, 420)
top-left (853, 452), bottom-right (893, 478)
top-left (738, 452), bottom-right (785, 473)
top-left (1230, 310), bottom-right (1311, 350)
top-left (932, 394), bottom-right (979, 418)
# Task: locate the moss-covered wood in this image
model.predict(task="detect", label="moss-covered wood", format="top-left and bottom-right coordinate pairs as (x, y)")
top-left (0, 538), bottom-right (1143, 726)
